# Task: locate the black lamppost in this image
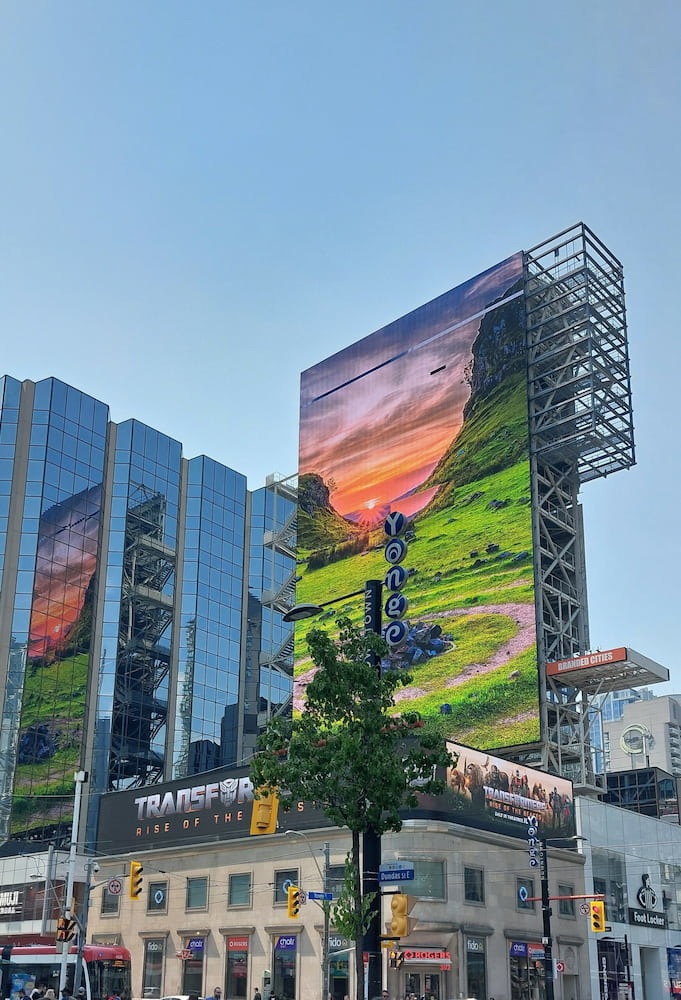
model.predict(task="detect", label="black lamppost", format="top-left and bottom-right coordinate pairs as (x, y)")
top-left (284, 580), bottom-right (384, 1000)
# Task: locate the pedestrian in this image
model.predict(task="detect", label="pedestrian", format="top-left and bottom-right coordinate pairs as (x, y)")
top-left (254, 988), bottom-right (262, 1000)
top-left (44, 990), bottom-right (56, 1000)
top-left (207, 988), bottom-right (222, 1000)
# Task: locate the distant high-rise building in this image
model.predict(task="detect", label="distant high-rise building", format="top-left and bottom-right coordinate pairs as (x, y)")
top-left (601, 693), bottom-right (681, 776)
top-left (590, 687), bottom-right (654, 773)
top-left (0, 375), bottom-right (295, 850)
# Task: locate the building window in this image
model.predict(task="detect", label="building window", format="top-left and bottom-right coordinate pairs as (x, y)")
top-left (142, 938), bottom-right (165, 999)
top-left (147, 881), bottom-right (168, 914)
top-left (558, 884), bottom-right (575, 917)
top-left (411, 860), bottom-right (446, 899)
top-left (228, 873), bottom-right (252, 907)
top-left (466, 937), bottom-right (486, 1000)
top-left (100, 884), bottom-right (120, 916)
top-left (187, 876), bottom-right (208, 910)
top-left (516, 877), bottom-right (534, 911)
top-left (327, 865), bottom-right (345, 899)
top-left (274, 869), bottom-right (298, 905)
top-left (464, 867), bottom-right (484, 904)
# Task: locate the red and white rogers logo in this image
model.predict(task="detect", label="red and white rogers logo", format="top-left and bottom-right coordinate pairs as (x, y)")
top-left (402, 949), bottom-right (451, 962)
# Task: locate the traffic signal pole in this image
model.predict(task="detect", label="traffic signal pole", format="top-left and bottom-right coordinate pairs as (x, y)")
top-left (363, 580), bottom-right (383, 1000)
top-left (540, 839), bottom-right (555, 1000)
top-left (59, 770), bottom-right (88, 994)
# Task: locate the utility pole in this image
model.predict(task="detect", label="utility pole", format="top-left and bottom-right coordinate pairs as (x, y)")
top-left (59, 770), bottom-right (88, 994)
top-left (73, 859), bottom-right (95, 993)
top-left (40, 842), bottom-right (56, 938)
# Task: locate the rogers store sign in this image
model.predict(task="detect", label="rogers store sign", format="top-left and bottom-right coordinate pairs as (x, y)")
top-left (228, 938), bottom-right (249, 951)
top-left (402, 949), bottom-right (451, 966)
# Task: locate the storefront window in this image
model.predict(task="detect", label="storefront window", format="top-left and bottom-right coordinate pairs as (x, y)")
top-left (226, 937), bottom-right (249, 1000)
top-left (466, 938), bottom-right (486, 1000)
top-left (273, 934), bottom-right (296, 1000)
top-left (182, 938), bottom-right (205, 996)
top-left (142, 938), bottom-right (165, 999)
top-left (509, 942), bottom-right (545, 1000)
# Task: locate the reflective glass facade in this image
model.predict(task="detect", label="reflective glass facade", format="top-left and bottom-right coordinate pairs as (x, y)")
top-left (0, 378), bottom-right (108, 840)
top-left (173, 456), bottom-right (247, 776)
top-left (243, 478), bottom-right (296, 762)
top-left (0, 376), bottom-right (295, 847)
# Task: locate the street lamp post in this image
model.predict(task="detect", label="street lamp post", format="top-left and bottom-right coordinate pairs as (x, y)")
top-left (283, 579), bottom-right (384, 1000)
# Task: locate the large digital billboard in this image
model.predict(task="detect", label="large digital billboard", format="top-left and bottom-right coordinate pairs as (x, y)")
top-left (297, 254), bottom-right (538, 748)
top-left (11, 484), bottom-right (102, 837)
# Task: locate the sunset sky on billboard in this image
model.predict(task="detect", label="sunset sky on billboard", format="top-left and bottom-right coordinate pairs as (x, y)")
top-left (300, 255), bottom-right (523, 523)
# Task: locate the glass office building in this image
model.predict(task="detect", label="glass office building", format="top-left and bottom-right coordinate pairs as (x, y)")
top-left (0, 376), bottom-right (295, 849)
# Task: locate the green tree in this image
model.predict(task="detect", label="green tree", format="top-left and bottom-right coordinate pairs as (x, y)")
top-left (250, 618), bottom-right (456, 1000)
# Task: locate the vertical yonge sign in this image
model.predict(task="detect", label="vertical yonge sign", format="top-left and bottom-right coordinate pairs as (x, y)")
top-left (297, 253), bottom-right (538, 750)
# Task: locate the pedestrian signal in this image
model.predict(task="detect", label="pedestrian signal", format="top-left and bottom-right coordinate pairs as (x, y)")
top-left (590, 899), bottom-right (606, 932)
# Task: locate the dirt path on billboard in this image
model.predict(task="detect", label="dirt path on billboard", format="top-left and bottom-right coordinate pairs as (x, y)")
top-left (293, 602), bottom-right (535, 710)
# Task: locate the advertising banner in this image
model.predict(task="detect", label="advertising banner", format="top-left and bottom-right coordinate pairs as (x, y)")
top-left (413, 740), bottom-right (575, 840)
top-left (97, 743), bottom-right (573, 852)
top-left (297, 253), bottom-right (538, 750)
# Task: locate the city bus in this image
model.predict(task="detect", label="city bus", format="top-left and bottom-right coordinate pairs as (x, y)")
top-left (0, 944), bottom-right (132, 1000)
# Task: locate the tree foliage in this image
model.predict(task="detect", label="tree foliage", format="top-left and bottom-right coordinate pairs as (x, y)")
top-left (250, 618), bottom-right (456, 998)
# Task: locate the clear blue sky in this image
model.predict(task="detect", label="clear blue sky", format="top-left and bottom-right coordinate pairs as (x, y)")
top-left (1, 2), bottom-right (679, 680)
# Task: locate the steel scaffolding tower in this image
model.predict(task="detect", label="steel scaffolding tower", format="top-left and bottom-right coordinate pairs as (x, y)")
top-left (524, 223), bottom-right (635, 787)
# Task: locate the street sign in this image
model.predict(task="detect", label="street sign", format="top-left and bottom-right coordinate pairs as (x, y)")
top-left (380, 862), bottom-right (415, 872)
top-left (579, 902), bottom-right (590, 916)
top-left (308, 891), bottom-right (333, 901)
top-left (379, 869), bottom-right (415, 883)
top-left (107, 878), bottom-right (122, 895)
top-left (556, 961), bottom-right (565, 974)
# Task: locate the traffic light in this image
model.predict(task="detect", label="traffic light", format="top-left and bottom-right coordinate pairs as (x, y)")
top-left (287, 885), bottom-right (301, 919)
top-left (389, 951), bottom-right (398, 969)
top-left (250, 787), bottom-right (279, 835)
top-left (56, 916), bottom-right (77, 942)
top-left (390, 893), bottom-right (416, 937)
top-left (129, 860), bottom-right (144, 900)
top-left (590, 899), bottom-right (606, 932)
